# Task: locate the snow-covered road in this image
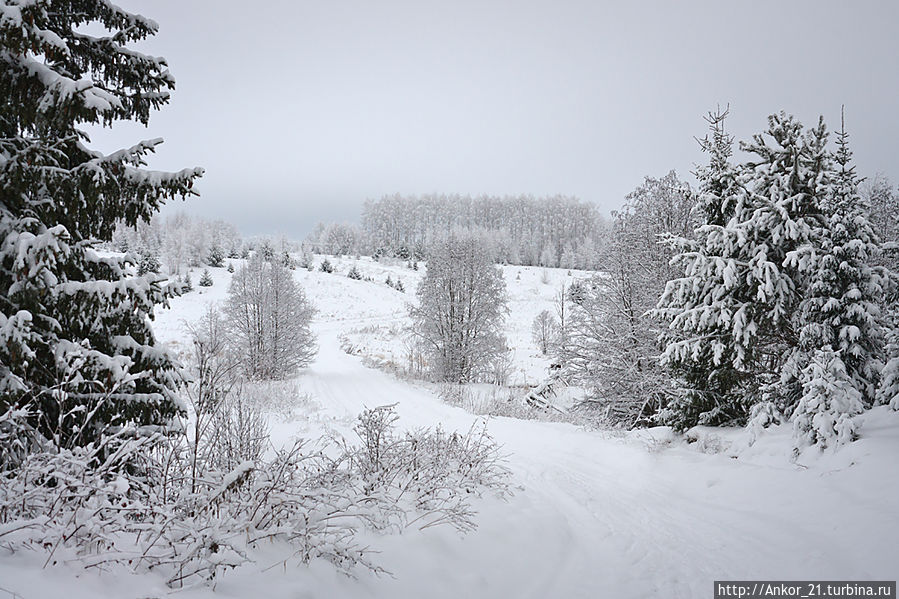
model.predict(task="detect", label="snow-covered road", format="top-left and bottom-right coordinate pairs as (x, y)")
top-left (286, 321), bottom-right (899, 598)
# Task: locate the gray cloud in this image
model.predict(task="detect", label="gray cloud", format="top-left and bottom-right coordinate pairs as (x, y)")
top-left (88, 0), bottom-right (899, 238)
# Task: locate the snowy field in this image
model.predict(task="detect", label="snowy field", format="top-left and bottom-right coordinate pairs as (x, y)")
top-left (3, 256), bottom-right (897, 598)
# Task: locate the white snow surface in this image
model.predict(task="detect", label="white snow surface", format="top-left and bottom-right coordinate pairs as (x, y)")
top-left (3, 256), bottom-right (897, 598)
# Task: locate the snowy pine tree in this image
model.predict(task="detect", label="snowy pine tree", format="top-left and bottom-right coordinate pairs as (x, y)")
top-left (199, 268), bottom-right (213, 287)
top-left (658, 110), bottom-right (896, 438)
top-left (656, 112), bottom-right (833, 428)
top-left (792, 349), bottom-right (864, 450)
top-left (654, 108), bottom-right (751, 429)
top-left (879, 323), bottom-right (899, 410)
top-left (792, 114), bottom-right (889, 408)
top-left (206, 244), bottom-right (225, 268)
top-left (0, 1), bottom-right (202, 446)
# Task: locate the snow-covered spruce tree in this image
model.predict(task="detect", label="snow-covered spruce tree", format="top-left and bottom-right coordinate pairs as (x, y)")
top-left (137, 249), bottom-right (161, 276)
top-left (879, 317), bottom-right (899, 410)
top-left (657, 111), bottom-right (894, 435)
top-left (206, 243), bottom-right (225, 268)
top-left (658, 113), bottom-right (833, 429)
top-left (410, 232), bottom-right (508, 383)
top-left (654, 108), bottom-right (758, 429)
top-left (792, 117), bottom-right (889, 405)
top-left (792, 348), bottom-right (864, 450)
top-left (224, 253), bottom-right (316, 380)
top-left (0, 1), bottom-right (202, 447)
top-left (198, 268), bottom-right (213, 287)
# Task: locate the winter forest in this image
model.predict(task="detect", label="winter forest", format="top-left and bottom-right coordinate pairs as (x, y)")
top-left (1, 1), bottom-right (898, 598)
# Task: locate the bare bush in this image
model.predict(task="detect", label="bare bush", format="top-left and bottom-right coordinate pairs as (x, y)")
top-left (344, 404), bottom-right (513, 532)
top-left (560, 172), bottom-right (691, 428)
top-left (0, 400), bottom-right (511, 587)
top-left (532, 310), bottom-right (559, 355)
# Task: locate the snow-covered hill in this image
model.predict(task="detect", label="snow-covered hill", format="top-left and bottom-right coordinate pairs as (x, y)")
top-left (3, 256), bottom-right (897, 599)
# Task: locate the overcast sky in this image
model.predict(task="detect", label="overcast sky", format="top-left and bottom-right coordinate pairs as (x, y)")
top-left (88, 0), bottom-right (899, 238)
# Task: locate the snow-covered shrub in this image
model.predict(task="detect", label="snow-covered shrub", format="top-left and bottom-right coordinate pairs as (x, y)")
top-left (746, 399), bottom-right (786, 445)
top-left (320, 258), bottom-right (334, 273)
top-left (345, 405), bottom-right (512, 532)
top-left (242, 380), bottom-right (314, 422)
top-left (208, 393), bottom-right (268, 473)
top-left (347, 264), bottom-right (363, 279)
top-left (684, 428), bottom-right (726, 454)
top-left (227, 262), bottom-right (235, 273)
top-left (182, 270), bottom-right (194, 291)
top-left (394, 277), bottom-right (405, 292)
top-left (0, 431), bottom-right (384, 586)
top-left (0, 404), bottom-right (43, 471)
top-left (0, 401), bottom-right (512, 587)
top-left (792, 349), bottom-right (865, 451)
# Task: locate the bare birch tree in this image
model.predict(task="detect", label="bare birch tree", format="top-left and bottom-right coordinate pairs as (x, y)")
top-left (410, 232), bottom-right (508, 383)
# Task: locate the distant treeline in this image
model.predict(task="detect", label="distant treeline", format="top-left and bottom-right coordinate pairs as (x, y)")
top-left (308, 194), bottom-right (608, 269)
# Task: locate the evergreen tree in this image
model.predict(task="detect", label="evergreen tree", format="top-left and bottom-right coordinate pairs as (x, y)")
top-left (656, 112), bottom-right (832, 429)
top-left (658, 110), bottom-right (895, 440)
top-left (137, 250), bottom-right (161, 276)
top-left (792, 113), bottom-right (888, 408)
top-left (206, 244), bottom-right (225, 268)
top-left (258, 239), bottom-right (275, 262)
top-left (199, 269), bottom-right (213, 287)
top-left (0, 1), bottom-right (202, 446)
top-left (792, 349), bottom-right (864, 450)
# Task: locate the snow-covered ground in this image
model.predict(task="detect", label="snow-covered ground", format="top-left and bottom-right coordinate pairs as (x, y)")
top-left (3, 256), bottom-right (897, 598)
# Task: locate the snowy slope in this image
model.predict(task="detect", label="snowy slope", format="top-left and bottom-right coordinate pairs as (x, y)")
top-left (2, 257), bottom-right (897, 599)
